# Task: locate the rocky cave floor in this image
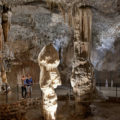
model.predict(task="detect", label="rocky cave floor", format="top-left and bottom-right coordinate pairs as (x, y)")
top-left (1, 94), bottom-right (120, 120)
top-left (24, 100), bottom-right (120, 120)
top-left (0, 87), bottom-right (120, 120)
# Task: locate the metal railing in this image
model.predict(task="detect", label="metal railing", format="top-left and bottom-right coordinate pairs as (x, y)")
top-left (96, 83), bottom-right (120, 98)
top-left (0, 84), bottom-right (73, 104)
top-left (0, 84), bottom-right (42, 104)
top-left (1, 83), bottom-right (120, 104)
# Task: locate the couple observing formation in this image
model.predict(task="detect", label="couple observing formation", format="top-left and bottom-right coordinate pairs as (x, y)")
top-left (21, 74), bottom-right (33, 98)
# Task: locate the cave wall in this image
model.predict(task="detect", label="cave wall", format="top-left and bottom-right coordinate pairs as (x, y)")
top-left (0, 2), bottom-right (73, 86)
top-left (0, 0), bottom-right (119, 85)
top-left (7, 61), bottom-right (40, 87)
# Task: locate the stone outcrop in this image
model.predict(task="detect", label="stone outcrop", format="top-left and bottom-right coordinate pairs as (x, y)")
top-left (69, 7), bottom-right (94, 117)
top-left (38, 44), bottom-right (61, 120)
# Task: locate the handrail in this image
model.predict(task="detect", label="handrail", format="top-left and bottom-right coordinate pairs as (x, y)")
top-left (0, 84), bottom-right (120, 104)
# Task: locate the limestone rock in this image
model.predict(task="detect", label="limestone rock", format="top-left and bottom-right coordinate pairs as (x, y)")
top-left (70, 7), bottom-right (94, 117)
top-left (0, 3), bottom-right (72, 86)
top-left (38, 44), bottom-right (61, 120)
top-left (0, 0), bottom-right (119, 100)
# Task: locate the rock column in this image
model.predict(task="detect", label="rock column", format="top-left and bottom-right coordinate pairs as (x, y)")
top-left (71, 7), bottom-right (94, 117)
top-left (38, 44), bottom-right (61, 120)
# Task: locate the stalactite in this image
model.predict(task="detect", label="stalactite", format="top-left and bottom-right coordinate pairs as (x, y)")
top-left (67, 10), bottom-right (71, 26)
top-left (46, 0), bottom-right (51, 9)
top-left (46, 0), bottom-right (59, 11)
top-left (58, 3), bottom-right (66, 22)
top-left (87, 8), bottom-right (92, 60)
top-left (2, 3), bottom-right (12, 42)
top-left (0, 25), bottom-right (3, 51)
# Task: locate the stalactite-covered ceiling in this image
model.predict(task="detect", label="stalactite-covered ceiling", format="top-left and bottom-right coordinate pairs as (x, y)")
top-left (0, 0), bottom-right (119, 85)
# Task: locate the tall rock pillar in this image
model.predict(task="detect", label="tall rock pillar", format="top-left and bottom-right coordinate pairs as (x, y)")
top-left (71, 7), bottom-right (94, 117)
top-left (38, 44), bottom-right (61, 120)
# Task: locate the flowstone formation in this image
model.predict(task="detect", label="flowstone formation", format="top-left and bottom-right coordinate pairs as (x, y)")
top-left (38, 44), bottom-right (61, 120)
top-left (46, 0), bottom-right (95, 117)
top-left (70, 7), bottom-right (94, 117)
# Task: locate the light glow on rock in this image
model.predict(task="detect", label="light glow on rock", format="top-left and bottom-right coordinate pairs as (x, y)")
top-left (38, 44), bottom-right (61, 120)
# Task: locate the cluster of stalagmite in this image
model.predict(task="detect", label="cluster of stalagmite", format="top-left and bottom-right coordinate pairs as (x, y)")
top-left (38, 44), bottom-right (61, 120)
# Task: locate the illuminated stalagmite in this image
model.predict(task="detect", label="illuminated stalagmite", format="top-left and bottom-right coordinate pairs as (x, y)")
top-left (46, 0), bottom-right (95, 116)
top-left (38, 44), bottom-right (61, 120)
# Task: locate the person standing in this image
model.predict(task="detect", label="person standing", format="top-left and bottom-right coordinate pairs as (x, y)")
top-left (21, 75), bottom-right (27, 98)
top-left (26, 74), bottom-right (33, 98)
top-left (28, 74), bottom-right (33, 97)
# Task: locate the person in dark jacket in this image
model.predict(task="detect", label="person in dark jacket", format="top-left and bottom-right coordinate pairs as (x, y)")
top-left (26, 74), bottom-right (33, 98)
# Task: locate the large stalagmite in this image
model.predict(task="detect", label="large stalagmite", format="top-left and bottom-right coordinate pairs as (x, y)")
top-left (38, 44), bottom-right (61, 120)
top-left (70, 7), bottom-right (94, 117)
top-left (47, 0), bottom-right (95, 116)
